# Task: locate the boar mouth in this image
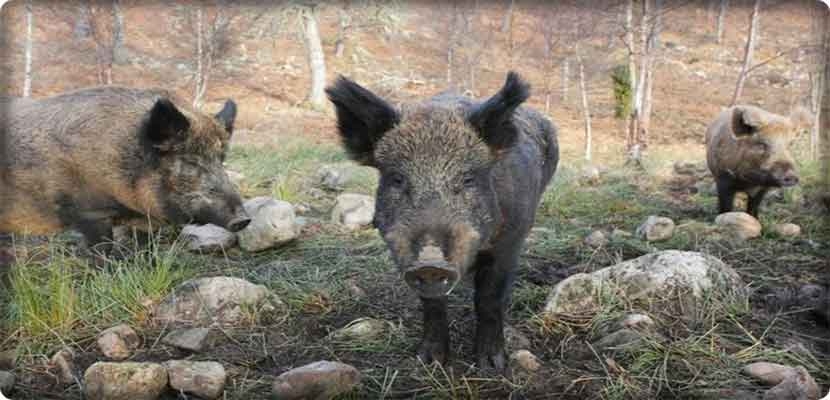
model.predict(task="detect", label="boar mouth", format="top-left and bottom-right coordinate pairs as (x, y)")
top-left (402, 245), bottom-right (463, 298)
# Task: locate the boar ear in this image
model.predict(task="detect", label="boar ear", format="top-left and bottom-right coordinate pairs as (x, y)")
top-left (731, 106), bottom-right (767, 137)
top-left (215, 99), bottom-right (237, 135)
top-left (145, 98), bottom-right (190, 150)
top-left (467, 71), bottom-right (530, 150)
top-left (326, 76), bottom-right (399, 166)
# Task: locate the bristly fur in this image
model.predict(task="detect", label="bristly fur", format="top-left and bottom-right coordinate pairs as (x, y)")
top-left (325, 76), bottom-right (400, 165)
top-left (466, 71), bottom-right (531, 149)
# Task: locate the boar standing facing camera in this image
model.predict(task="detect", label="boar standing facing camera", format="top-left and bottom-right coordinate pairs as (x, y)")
top-left (326, 72), bottom-right (559, 371)
top-left (706, 105), bottom-right (810, 217)
top-left (0, 87), bottom-right (251, 254)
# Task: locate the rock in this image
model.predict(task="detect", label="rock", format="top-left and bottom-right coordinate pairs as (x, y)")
top-left (97, 324), bottom-right (141, 361)
top-left (580, 165), bottom-right (601, 185)
top-left (762, 366), bottom-right (819, 400)
top-left (226, 170), bottom-right (245, 187)
top-left (331, 318), bottom-right (389, 341)
top-left (50, 348), bottom-right (76, 385)
top-left (619, 313), bottom-right (656, 330)
top-left (0, 371), bottom-right (14, 395)
top-left (180, 224), bottom-right (237, 253)
top-left (544, 251), bottom-right (746, 315)
top-left (162, 327), bottom-right (211, 352)
top-left (773, 223), bottom-right (801, 238)
top-left (316, 164), bottom-right (352, 191)
top-left (272, 361), bottom-right (361, 400)
top-left (164, 360), bottom-right (226, 400)
top-left (510, 350), bottom-right (541, 372)
top-left (84, 362), bottom-right (168, 400)
top-left (592, 329), bottom-right (644, 353)
top-left (744, 362), bottom-right (796, 386)
top-left (584, 230), bottom-right (609, 248)
top-left (693, 180), bottom-right (717, 196)
top-left (715, 212), bottom-right (762, 240)
top-left (504, 325), bottom-right (532, 352)
top-left (797, 284), bottom-right (830, 323)
top-left (346, 279), bottom-right (367, 298)
top-left (154, 276), bottom-right (277, 326)
top-left (611, 229), bottom-right (633, 239)
top-left (237, 197), bottom-right (298, 252)
top-left (673, 161), bottom-right (708, 178)
top-left (332, 194), bottom-right (375, 230)
top-left (636, 216), bottom-right (676, 242)
top-left (294, 203), bottom-right (311, 215)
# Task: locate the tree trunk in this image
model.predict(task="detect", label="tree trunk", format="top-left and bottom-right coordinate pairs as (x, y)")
top-left (821, 6), bottom-right (830, 207)
top-left (561, 57), bottom-right (569, 102)
top-left (112, 0), bottom-right (125, 65)
top-left (501, 0), bottom-right (514, 33)
top-left (640, 0), bottom-right (661, 149)
top-left (193, 6), bottom-right (204, 108)
top-left (23, 0), bottom-right (33, 97)
top-left (302, 5), bottom-right (327, 108)
top-left (730, 0), bottom-right (761, 107)
top-left (334, 2), bottom-right (349, 58)
top-left (716, 0), bottom-right (728, 44)
top-left (625, 0), bottom-right (636, 150)
top-left (577, 47), bottom-right (592, 163)
top-left (446, 4), bottom-right (458, 86)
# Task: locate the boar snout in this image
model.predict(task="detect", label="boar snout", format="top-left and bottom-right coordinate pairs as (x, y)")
top-left (404, 245), bottom-right (461, 298)
top-left (769, 160), bottom-right (799, 188)
top-left (225, 204), bottom-right (251, 232)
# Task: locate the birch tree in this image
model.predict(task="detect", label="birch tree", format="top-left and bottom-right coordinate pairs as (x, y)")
top-left (301, 3), bottom-right (326, 108)
top-left (716, 0), bottom-right (728, 44)
top-left (192, 3), bottom-right (233, 109)
top-left (23, 0), bottom-right (33, 97)
top-left (576, 44), bottom-right (592, 162)
top-left (730, 0), bottom-right (761, 106)
top-left (821, 5), bottom-right (830, 206)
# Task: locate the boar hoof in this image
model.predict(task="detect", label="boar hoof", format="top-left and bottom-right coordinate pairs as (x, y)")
top-left (417, 339), bottom-right (448, 365)
top-left (476, 349), bottom-right (507, 374)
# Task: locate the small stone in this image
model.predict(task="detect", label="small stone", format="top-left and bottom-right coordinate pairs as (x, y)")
top-left (332, 194), bottom-right (375, 230)
top-left (762, 366), bottom-right (819, 400)
top-left (84, 362), bottom-right (168, 400)
top-left (162, 328), bottom-right (211, 352)
top-left (715, 212), bottom-right (762, 240)
top-left (592, 329), bottom-right (644, 353)
top-left (0, 371), bottom-right (14, 395)
top-left (154, 276), bottom-right (275, 326)
top-left (50, 348), bottom-right (76, 385)
top-left (510, 350), bottom-right (541, 372)
top-left (611, 229), bottom-right (633, 238)
top-left (584, 230), bottom-right (609, 248)
top-left (237, 197), bottom-right (298, 252)
top-left (580, 165), bottom-right (601, 185)
top-left (317, 164), bottom-right (353, 191)
top-left (743, 362), bottom-right (795, 386)
top-left (773, 223), bottom-right (801, 237)
top-left (97, 324), bottom-right (141, 361)
top-left (294, 203), bottom-right (311, 215)
top-left (619, 313), bottom-right (655, 330)
top-left (331, 318), bottom-right (388, 341)
top-left (180, 224), bottom-right (237, 253)
top-left (346, 280), bottom-right (367, 298)
top-left (272, 361), bottom-right (361, 400)
top-left (226, 170), bottom-right (245, 187)
top-left (164, 360), bottom-right (226, 400)
top-left (504, 325), bottom-right (532, 352)
top-left (636, 216), bottom-right (676, 242)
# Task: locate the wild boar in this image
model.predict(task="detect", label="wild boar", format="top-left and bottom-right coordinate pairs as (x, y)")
top-left (326, 72), bottom-right (559, 371)
top-left (0, 86), bottom-right (250, 254)
top-left (706, 105), bottom-right (810, 217)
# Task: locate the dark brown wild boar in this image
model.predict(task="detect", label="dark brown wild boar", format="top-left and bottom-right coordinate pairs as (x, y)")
top-left (706, 105), bottom-right (810, 217)
top-left (0, 86), bottom-right (250, 253)
top-left (326, 72), bottom-right (559, 371)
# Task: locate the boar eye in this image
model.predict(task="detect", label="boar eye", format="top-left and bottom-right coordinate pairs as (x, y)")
top-left (387, 173), bottom-right (406, 189)
top-left (463, 175), bottom-right (476, 188)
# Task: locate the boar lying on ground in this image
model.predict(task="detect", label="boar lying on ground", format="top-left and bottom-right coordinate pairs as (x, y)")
top-left (327, 72), bottom-right (559, 371)
top-left (0, 87), bottom-right (250, 254)
top-left (706, 105), bottom-right (810, 217)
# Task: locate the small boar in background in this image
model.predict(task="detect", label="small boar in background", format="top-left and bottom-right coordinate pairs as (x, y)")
top-left (706, 105), bottom-right (811, 217)
top-left (0, 86), bottom-right (250, 254)
top-left (326, 72), bottom-right (559, 371)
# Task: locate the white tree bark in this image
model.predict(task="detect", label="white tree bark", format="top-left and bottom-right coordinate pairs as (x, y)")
top-left (193, 6), bottom-right (204, 108)
top-left (821, 8), bottom-right (830, 202)
top-left (112, 0), bottom-right (125, 64)
top-left (23, 0), bottom-right (33, 97)
top-left (561, 57), bottom-right (569, 102)
top-left (303, 5), bottom-right (327, 108)
top-left (334, 2), bottom-right (349, 58)
top-left (501, 0), bottom-right (514, 33)
top-left (578, 50), bottom-right (592, 163)
top-left (716, 0), bottom-right (728, 44)
top-left (625, 0), bottom-right (636, 149)
top-left (731, 0), bottom-right (761, 106)
top-left (640, 0), bottom-right (661, 149)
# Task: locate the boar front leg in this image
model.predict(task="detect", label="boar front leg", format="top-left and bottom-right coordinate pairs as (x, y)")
top-left (715, 174), bottom-right (737, 214)
top-left (73, 217), bottom-right (115, 256)
top-left (746, 188), bottom-right (768, 218)
top-left (418, 296), bottom-right (450, 365)
top-left (473, 250), bottom-right (517, 372)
